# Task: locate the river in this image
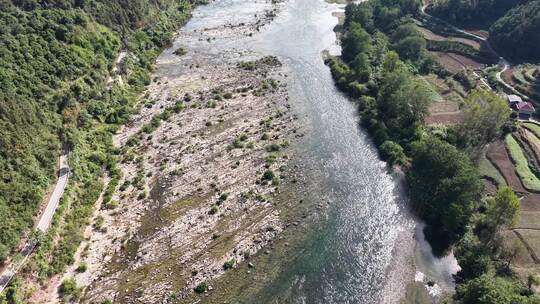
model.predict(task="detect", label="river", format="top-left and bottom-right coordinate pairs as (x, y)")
top-left (162, 0), bottom-right (458, 302)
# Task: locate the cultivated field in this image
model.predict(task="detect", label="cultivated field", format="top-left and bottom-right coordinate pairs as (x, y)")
top-left (486, 141), bottom-right (527, 193)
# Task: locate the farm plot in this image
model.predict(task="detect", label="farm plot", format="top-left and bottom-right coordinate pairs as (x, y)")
top-left (505, 134), bottom-right (540, 192)
top-left (521, 194), bottom-right (540, 212)
top-left (478, 154), bottom-right (506, 187)
top-left (518, 211), bottom-right (540, 230)
top-left (417, 27), bottom-right (481, 50)
top-left (432, 51), bottom-right (484, 73)
top-left (514, 229), bottom-right (540, 264)
top-left (519, 128), bottom-right (540, 165)
top-left (524, 122), bottom-right (540, 138)
top-left (501, 231), bottom-right (536, 267)
top-left (425, 99), bottom-right (464, 125)
top-left (503, 65), bottom-right (540, 100)
top-left (486, 141), bottom-right (527, 193)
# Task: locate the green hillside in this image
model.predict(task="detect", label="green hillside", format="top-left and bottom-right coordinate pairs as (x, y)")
top-left (0, 0), bottom-right (193, 263)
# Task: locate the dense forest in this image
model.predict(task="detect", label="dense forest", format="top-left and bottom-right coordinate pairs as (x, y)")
top-left (489, 0), bottom-right (540, 61)
top-left (0, 0), bottom-right (194, 281)
top-left (428, 0), bottom-right (526, 27)
top-left (428, 0), bottom-right (540, 61)
top-left (329, 0), bottom-right (540, 302)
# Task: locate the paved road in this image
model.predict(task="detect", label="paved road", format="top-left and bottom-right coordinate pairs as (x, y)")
top-left (36, 153), bottom-right (70, 232)
top-left (0, 152), bottom-right (70, 293)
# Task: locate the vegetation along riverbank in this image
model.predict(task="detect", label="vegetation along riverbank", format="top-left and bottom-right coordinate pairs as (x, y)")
top-left (328, 0), bottom-right (540, 302)
top-left (0, 0), bottom-right (202, 302)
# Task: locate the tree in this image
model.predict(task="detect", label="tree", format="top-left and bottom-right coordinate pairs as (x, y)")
top-left (486, 186), bottom-right (520, 230)
top-left (394, 36), bottom-right (427, 62)
top-left (342, 22), bottom-right (372, 62)
top-left (380, 140), bottom-right (407, 165)
top-left (377, 56), bottom-right (430, 143)
top-left (407, 136), bottom-right (483, 248)
top-left (351, 52), bottom-right (371, 83)
top-left (457, 89), bottom-right (510, 150)
top-left (456, 273), bottom-right (540, 304)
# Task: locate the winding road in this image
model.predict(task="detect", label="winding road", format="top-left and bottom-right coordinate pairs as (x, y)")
top-left (420, 2), bottom-right (532, 102)
top-left (0, 152), bottom-right (70, 293)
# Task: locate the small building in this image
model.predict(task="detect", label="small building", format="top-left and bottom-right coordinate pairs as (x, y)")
top-left (515, 101), bottom-right (535, 119)
top-left (507, 94), bottom-right (522, 105)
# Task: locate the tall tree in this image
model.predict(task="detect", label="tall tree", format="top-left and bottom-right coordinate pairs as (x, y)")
top-left (457, 89), bottom-right (510, 150)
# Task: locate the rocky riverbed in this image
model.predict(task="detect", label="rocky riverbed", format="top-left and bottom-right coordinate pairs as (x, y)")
top-left (49, 1), bottom-right (304, 302)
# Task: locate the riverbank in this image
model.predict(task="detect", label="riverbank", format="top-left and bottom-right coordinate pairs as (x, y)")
top-left (62, 1), bottom-right (303, 302)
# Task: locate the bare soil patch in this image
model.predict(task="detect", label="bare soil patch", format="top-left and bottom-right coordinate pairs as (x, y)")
top-left (514, 229), bottom-right (540, 264)
top-left (432, 51), bottom-right (484, 73)
top-left (518, 212), bottom-right (540, 230)
top-left (426, 100), bottom-right (463, 125)
top-left (521, 194), bottom-right (540, 212)
top-left (502, 230), bottom-right (536, 267)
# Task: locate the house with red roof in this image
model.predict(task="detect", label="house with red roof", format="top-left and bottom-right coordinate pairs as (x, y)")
top-left (514, 101), bottom-right (535, 119)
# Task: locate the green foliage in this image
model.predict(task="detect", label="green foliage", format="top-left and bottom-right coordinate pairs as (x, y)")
top-left (489, 0), bottom-right (540, 61)
top-left (505, 134), bottom-right (540, 191)
top-left (485, 186), bottom-right (520, 229)
top-left (407, 136), bottom-right (483, 247)
top-left (429, 0), bottom-right (540, 61)
top-left (428, 0), bottom-right (524, 27)
top-left (223, 258), bottom-right (236, 270)
top-left (194, 281), bottom-right (209, 294)
top-left (174, 47), bottom-right (187, 56)
top-left (0, 4), bottom-right (120, 261)
top-left (456, 273), bottom-right (540, 304)
top-left (0, 0), bottom-right (193, 290)
top-left (262, 170), bottom-right (275, 181)
top-left (342, 22), bottom-right (372, 62)
top-left (477, 155), bottom-right (506, 187)
top-left (457, 89), bottom-right (510, 149)
top-left (380, 140), bottom-right (407, 165)
top-left (59, 278), bottom-right (81, 298)
top-left (76, 261), bottom-right (88, 273)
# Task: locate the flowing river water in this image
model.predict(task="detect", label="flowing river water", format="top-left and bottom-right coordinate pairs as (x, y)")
top-left (157, 0), bottom-right (459, 302)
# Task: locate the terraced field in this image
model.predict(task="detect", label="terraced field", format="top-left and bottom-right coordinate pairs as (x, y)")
top-left (505, 134), bottom-right (540, 192)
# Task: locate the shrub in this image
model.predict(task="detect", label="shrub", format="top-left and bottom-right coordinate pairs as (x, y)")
top-left (76, 262), bottom-right (88, 273)
top-left (223, 258), bottom-right (236, 270)
top-left (209, 206), bottom-right (218, 215)
top-left (219, 193), bottom-right (228, 201)
top-left (194, 281), bottom-right (209, 294)
top-left (262, 170), bottom-right (275, 181)
top-left (59, 278), bottom-right (81, 298)
top-left (379, 141), bottom-right (406, 165)
top-left (173, 47), bottom-right (187, 56)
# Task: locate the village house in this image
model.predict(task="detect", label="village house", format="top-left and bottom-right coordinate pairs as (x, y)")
top-left (515, 101), bottom-right (536, 119)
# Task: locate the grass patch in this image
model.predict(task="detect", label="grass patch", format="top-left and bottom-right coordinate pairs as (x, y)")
top-left (505, 134), bottom-right (540, 192)
top-left (523, 122), bottom-right (540, 139)
top-left (478, 154), bottom-right (506, 187)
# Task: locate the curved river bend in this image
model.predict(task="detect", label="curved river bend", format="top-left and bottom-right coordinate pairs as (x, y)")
top-left (161, 0), bottom-right (459, 302)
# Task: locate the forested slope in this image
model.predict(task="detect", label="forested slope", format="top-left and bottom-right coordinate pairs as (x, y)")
top-left (489, 0), bottom-right (540, 61)
top-left (428, 0), bottom-right (526, 27)
top-left (428, 0), bottom-right (540, 62)
top-left (0, 0), bottom-right (193, 263)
